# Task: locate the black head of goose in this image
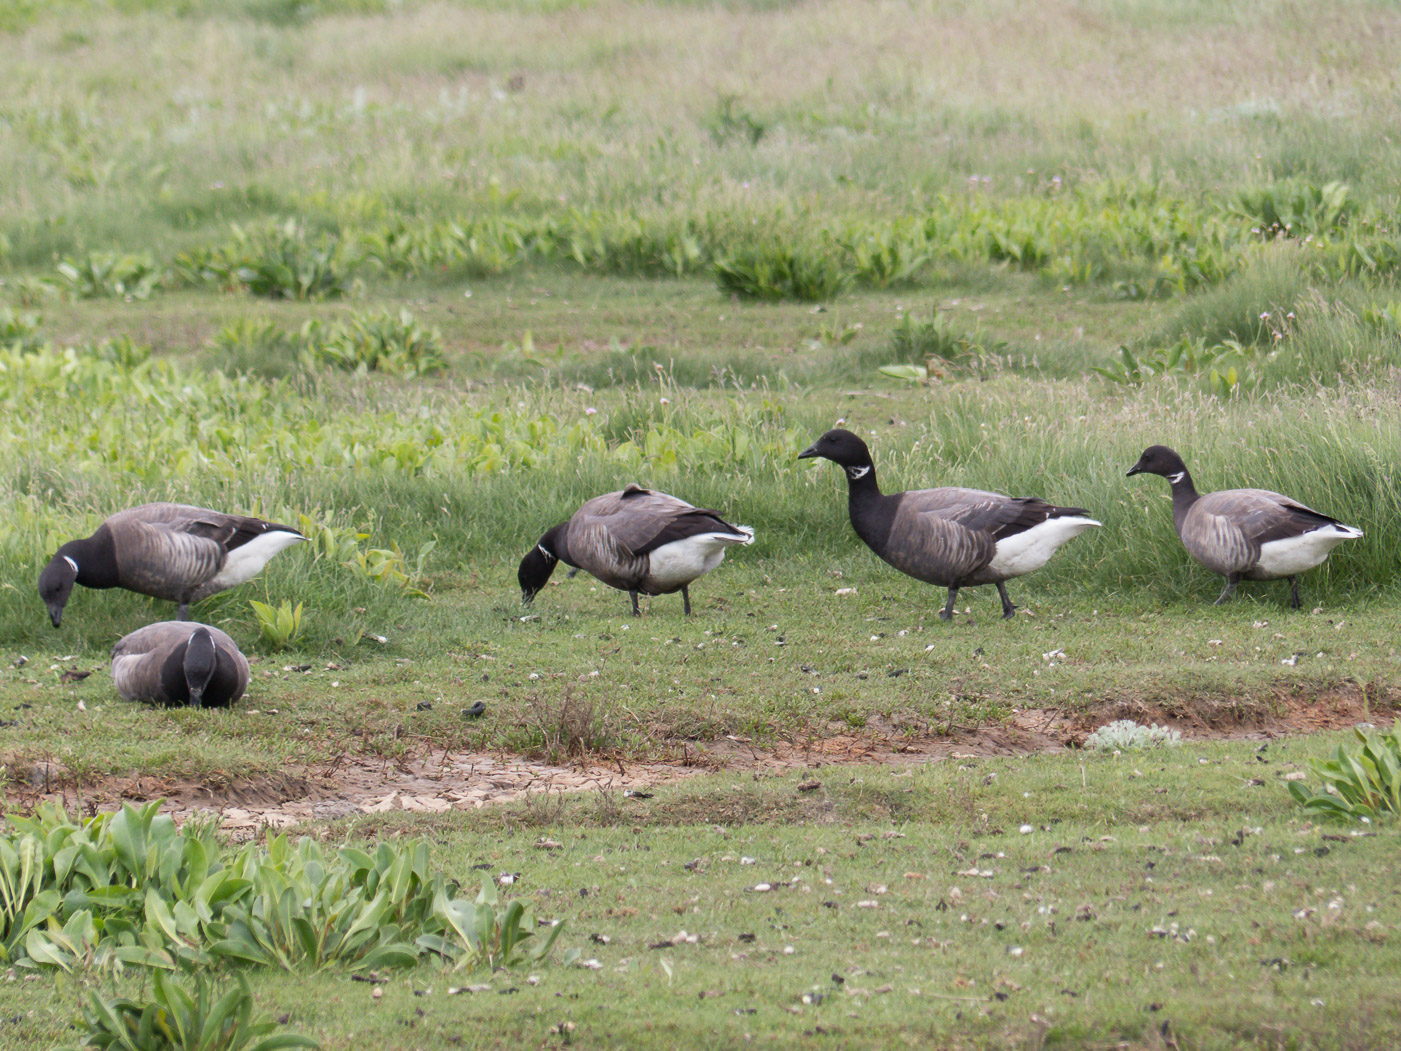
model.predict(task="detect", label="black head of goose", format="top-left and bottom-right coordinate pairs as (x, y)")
top-left (111, 621), bottom-right (250, 708)
top-left (1126, 444), bottom-right (1363, 608)
top-left (519, 484), bottom-right (754, 615)
top-left (798, 429), bottom-right (1100, 619)
top-left (38, 503), bottom-right (305, 627)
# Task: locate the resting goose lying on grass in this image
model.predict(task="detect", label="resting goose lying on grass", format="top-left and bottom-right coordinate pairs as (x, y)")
top-left (799, 429), bottom-right (1100, 619)
top-left (38, 503), bottom-right (305, 627)
top-left (1126, 444), bottom-right (1363, 608)
top-left (111, 621), bottom-right (249, 708)
top-left (519, 485), bottom-right (754, 615)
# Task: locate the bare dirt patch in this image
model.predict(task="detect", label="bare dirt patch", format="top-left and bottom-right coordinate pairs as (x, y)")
top-left (14, 687), bottom-right (1393, 832)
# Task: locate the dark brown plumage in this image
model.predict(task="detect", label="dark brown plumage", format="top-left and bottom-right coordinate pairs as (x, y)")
top-left (38, 503), bottom-right (305, 626)
top-left (1127, 445), bottom-right (1363, 607)
top-left (799, 429), bottom-right (1099, 619)
top-left (519, 485), bottom-right (754, 614)
top-left (111, 621), bottom-right (249, 708)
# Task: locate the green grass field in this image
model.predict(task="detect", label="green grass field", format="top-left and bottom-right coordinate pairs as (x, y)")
top-left (4, 0), bottom-right (1401, 1047)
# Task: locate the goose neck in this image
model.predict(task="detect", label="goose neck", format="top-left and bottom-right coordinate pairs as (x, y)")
top-left (1168, 470), bottom-right (1199, 529)
top-left (842, 462), bottom-right (880, 494)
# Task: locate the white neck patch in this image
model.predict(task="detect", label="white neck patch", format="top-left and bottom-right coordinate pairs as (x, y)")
top-left (62, 555), bottom-right (79, 575)
top-left (846, 465), bottom-right (871, 480)
top-left (1167, 471), bottom-right (1186, 485)
top-left (537, 544), bottom-right (554, 559)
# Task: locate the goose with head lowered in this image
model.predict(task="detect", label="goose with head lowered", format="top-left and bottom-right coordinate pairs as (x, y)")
top-left (111, 621), bottom-right (250, 708)
top-left (1126, 445), bottom-right (1363, 608)
top-left (38, 503), bottom-right (305, 627)
top-left (799, 429), bottom-right (1100, 619)
top-left (519, 485), bottom-right (754, 615)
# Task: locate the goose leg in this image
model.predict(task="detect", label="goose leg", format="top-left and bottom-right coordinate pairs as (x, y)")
top-left (996, 582), bottom-right (1017, 619)
top-left (1213, 573), bottom-right (1241, 606)
top-left (629, 590), bottom-right (641, 616)
top-left (176, 601), bottom-right (191, 621)
top-left (1288, 576), bottom-right (1301, 610)
top-left (939, 587), bottom-right (960, 621)
top-left (681, 585), bottom-right (692, 616)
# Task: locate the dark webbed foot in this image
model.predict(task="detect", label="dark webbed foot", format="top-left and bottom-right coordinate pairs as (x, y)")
top-left (1213, 574), bottom-right (1241, 606)
top-left (939, 587), bottom-right (960, 621)
top-left (996, 582), bottom-right (1017, 619)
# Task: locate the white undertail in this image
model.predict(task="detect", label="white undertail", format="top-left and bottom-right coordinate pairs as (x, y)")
top-left (987, 516), bottom-right (1101, 578)
top-left (646, 527), bottom-right (754, 590)
top-left (1253, 523), bottom-right (1363, 578)
top-left (207, 530), bottom-right (305, 589)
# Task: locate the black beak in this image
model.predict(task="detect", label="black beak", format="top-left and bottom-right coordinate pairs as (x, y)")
top-left (797, 444), bottom-right (820, 460)
top-left (1125, 464), bottom-right (1143, 477)
top-left (47, 606), bottom-right (63, 629)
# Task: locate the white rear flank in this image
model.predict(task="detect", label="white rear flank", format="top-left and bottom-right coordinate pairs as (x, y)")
top-left (110, 653), bottom-right (147, 701)
top-left (207, 530), bottom-right (305, 589)
top-left (646, 527), bottom-right (754, 590)
top-left (987, 516), bottom-right (1101, 578)
top-left (1252, 523), bottom-right (1363, 578)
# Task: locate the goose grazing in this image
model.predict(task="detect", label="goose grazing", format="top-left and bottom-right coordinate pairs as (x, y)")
top-left (111, 621), bottom-right (249, 708)
top-left (798, 429), bottom-right (1100, 619)
top-left (38, 503), bottom-right (305, 627)
top-left (1126, 445), bottom-right (1363, 608)
top-left (519, 485), bottom-right (754, 615)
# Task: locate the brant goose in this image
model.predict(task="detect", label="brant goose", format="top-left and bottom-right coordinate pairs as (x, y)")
top-left (38, 503), bottom-right (305, 627)
top-left (519, 485), bottom-right (754, 615)
top-left (799, 429), bottom-right (1100, 619)
top-left (111, 621), bottom-right (249, 708)
top-left (1126, 445), bottom-right (1363, 608)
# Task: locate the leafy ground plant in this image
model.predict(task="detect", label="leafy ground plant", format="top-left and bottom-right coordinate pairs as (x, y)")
top-left (249, 600), bottom-right (304, 650)
top-left (59, 970), bottom-right (317, 1051)
top-left (55, 252), bottom-right (161, 301)
top-left (1083, 719), bottom-right (1182, 751)
top-left (0, 803), bottom-right (571, 976)
top-left (713, 245), bottom-right (850, 302)
top-left (1091, 335), bottom-right (1260, 393)
top-left (878, 309), bottom-right (1006, 381)
top-left (1288, 722), bottom-right (1401, 822)
top-left (301, 309), bottom-right (447, 376)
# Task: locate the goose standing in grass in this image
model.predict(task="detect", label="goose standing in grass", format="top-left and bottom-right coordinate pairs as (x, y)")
top-left (518, 485), bottom-right (754, 615)
top-left (798, 429), bottom-right (1100, 619)
top-left (1126, 445), bottom-right (1363, 608)
top-left (38, 503), bottom-right (305, 627)
top-left (111, 621), bottom-right (249, 708)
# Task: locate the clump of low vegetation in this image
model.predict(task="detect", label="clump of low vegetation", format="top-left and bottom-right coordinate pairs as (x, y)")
top-left (1083, 720), bottom-right (1182, 751)
top-left (211, 310), bottom-right (447, 377)
top-left (174, 220), bottom-right (356, 300)
top-left (55, 251), bottom-right (162, 301)
top-left (713, 244), bottom-right (851, 302)
top-left (302, 309), bottom-right (448, 376)
top-left (1091, 335), bottom-right (1266, 396)
top-left (1289, 723), bottom-right (1401, 822)
top-left (249, 598), bottom-right (304, 649)
top-left (878, 309), bottom-right (1007, 381)
top-left (59, 971), bottom-right (319, 1051)
top-left (0, 307), bottom-right (44, 352)
top-left (1231, 180), bottom-right (1357, 240)
top-left (0, 801), bottom-right (573, 974)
